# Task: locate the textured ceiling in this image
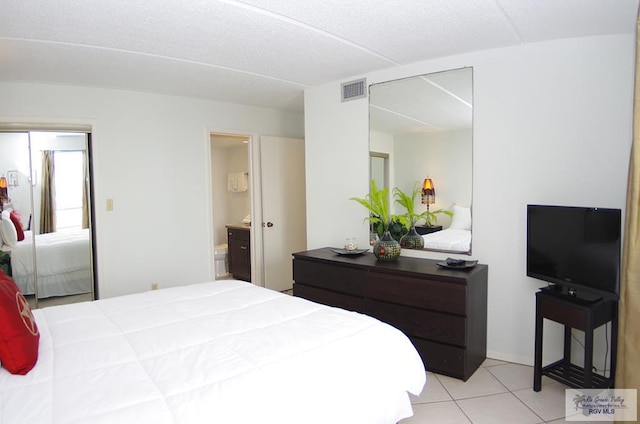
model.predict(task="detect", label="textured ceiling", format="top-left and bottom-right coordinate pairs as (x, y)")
top-left (0, 0), bottom-right (637, 113)
top-left (370, 68), bottom-right (473, 135)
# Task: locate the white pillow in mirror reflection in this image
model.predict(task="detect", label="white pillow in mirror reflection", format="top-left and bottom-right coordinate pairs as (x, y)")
top-left (0, 210), bottom-right (18, 247)
top-left (449, 205), bottom-right (472, 230)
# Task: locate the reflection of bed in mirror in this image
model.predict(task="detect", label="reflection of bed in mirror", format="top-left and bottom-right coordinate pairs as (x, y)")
top-left (5, 229), bottom-right (92, 298)
top-left (422, 229), bottom-right (471, 252)
top-left (422, 205), bottom-right (472, 253)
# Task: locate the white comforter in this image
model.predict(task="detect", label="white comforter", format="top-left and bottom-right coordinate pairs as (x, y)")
top-left (6, 229), bottom-right (91, 296)
top-left (422, 228), bottom-right (471, 252)
top-left (0, 280), bottom-right (425, 424)
top-left (10, 229), bottom-right (90, 277)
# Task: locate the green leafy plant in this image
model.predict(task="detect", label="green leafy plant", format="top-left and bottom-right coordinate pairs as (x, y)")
top-left (385, 216), bottom-right (407, 241)
top-left (350, 180), bottom-right (393, 232)
top-left (393, 182), bottom-right (453, 228)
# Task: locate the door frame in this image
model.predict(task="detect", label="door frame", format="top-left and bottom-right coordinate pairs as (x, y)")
top-left (206, 127), bottom-right (265, 286)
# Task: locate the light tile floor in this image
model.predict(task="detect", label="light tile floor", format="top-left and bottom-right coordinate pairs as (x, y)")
top-left (401, 359), bottom-right (593, 424)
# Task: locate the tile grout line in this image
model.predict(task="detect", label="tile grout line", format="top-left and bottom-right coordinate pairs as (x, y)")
top-left (484, 366), bottom-right (547, 424)
top-left (413, 362), bottom-right (571, 424)
top-left (432, 373), bottom-right (475, 424)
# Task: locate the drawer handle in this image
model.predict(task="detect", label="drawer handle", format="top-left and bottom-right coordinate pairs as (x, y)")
top-left (240, 246), bottom-right (247, 250)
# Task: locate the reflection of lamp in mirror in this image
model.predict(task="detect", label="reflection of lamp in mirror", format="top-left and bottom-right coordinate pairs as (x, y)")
top-left (421, 177), bottom-right (435, 211)
top-left (0, 175), bottom-right (8, 207)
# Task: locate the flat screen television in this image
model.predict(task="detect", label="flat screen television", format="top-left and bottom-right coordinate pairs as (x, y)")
top-left (526, 205), bottom-right (621, 301)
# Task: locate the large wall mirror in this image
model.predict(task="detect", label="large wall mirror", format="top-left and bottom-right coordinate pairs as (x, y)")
top-left (369, 67), bottom-right (473, 254)
top-left (0, 131), bottom-right (95, 307)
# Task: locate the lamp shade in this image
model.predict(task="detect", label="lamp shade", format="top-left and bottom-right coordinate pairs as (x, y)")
top-left (0, 176), bottom-right (7, 205)
top-left (421, 178), bottom-right (435, 205)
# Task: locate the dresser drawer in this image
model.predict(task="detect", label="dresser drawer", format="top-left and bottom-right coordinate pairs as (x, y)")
top-left (293, 259), bottom-right (365, 297)
top-left (367, 299), bottom-right (466, 346)
top-left (294, 283), bottom-right (365, 313)
top-left (368, 272), bottom-right (466, 315)
top-left (411, 338), bottom-right (467, 380)
top-left (539, 296), bottom-right (589, 331)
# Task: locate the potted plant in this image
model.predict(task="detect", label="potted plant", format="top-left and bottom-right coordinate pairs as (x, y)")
top-left (350, 180), bottom-right (401, 261)
top-left (393, 182), bottom-right (453, 249)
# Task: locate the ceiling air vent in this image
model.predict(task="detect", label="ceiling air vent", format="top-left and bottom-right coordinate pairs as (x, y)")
top-left (341, 78), bottom-right (367, 102)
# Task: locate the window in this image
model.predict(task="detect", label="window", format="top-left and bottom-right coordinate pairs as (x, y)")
top-left (54, 151), bottom-right (84, 231)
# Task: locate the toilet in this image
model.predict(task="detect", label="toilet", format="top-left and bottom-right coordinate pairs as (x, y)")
top-left (214, 243), bottom-right (229, 279)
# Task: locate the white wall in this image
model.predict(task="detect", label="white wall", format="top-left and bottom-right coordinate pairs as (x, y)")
top-left (226, 146), bottom-right (250, 225)
top-left (305, 34), bottom-right (634, 365)
top-left (0, 133), bottom-right (31, 226)
top-left (1, 82), bottom-right (304, 298)
top-left (210, 144), bottom-right (250, 246)
top-left (393, 129), bottom-right (472, 227)
top-left (211, 145), bottom-right (231, 246)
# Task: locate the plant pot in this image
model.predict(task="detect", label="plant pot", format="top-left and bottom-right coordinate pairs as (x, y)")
top-left (400, 225), bottom-right (424, 250)
top-left (373, 230), bottom-right (401, 262)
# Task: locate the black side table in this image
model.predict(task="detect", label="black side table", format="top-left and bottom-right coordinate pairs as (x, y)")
top-left (415, 225), bottom-right (442, 235)
top-left (533, 288), bottom-right (618, 391)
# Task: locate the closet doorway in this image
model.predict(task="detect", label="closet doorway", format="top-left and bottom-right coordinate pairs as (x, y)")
top-left (0, 130), bottom-right (96, 308)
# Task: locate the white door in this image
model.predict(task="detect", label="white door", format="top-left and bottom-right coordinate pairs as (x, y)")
top-left (260, 136), bottom-right (306, 291)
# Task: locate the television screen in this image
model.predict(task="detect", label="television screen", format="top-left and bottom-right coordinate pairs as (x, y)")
top-left (526, 205), bottom-right (621, 300)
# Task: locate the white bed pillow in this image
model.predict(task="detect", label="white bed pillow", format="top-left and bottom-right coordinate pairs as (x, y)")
top-left (0, 210), bottom-right (18, 247)
top-left (449, 205), bottom-right (472, 231)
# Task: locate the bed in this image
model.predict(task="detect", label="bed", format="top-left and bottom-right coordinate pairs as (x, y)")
top-left (422, 228), bottom-right (471, 252)
top-left (0, 279), bottom-right (426, 424)
top-left (422, 205), bottom-right (472, 252)
top-left (3, 229), bottom-right (92, 298)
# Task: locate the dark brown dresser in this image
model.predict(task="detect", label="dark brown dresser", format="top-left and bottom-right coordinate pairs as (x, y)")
top-left (292, 247), bottom-right (488, 381)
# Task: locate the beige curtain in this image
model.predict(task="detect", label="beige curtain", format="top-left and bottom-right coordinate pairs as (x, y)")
top-left (615, 9), bottom-right (640, 395)
top-left (39, 150), bottom-right (56, 234)
top-left (82, 150), bottom-right (90, 229)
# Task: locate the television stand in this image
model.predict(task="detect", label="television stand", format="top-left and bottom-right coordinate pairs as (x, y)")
top-left (546, 284), bottom-right (602, 304)
top-left (533, 287), bottom-right (618, 391)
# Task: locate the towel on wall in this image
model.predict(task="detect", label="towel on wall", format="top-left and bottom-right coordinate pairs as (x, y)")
top-left (227, 172), bottom-right (248, 192)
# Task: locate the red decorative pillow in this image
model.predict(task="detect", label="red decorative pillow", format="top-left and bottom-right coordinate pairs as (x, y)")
top-left (0, 269), bottom-right (39, 375)
top-left (9, 211), bottom-right (24, 242)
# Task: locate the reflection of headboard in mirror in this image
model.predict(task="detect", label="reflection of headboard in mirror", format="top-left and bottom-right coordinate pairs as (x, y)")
top-left (369, 67), bottom-right (473, 254)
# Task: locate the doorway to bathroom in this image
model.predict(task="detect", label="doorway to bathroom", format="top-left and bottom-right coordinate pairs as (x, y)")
top-left (210, 133), bottom-right (250, 281)
top-left (209, 132), bottom-right (306, 291)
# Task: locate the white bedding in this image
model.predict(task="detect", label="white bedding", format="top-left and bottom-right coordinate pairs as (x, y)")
top-left (422, 228), bottom-right (471, 252)
top-left (5, 229), bottom-right (92, 298)
top-left (0, 280), bottom-right (426, 424)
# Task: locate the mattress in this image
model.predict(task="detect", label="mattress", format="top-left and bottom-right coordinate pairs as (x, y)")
top-left (422, 228), bottom-right (471, 252)
top-left (0, 280), bottom-right (426, 424)
top-left (6, 229), bottom-right (92, 297)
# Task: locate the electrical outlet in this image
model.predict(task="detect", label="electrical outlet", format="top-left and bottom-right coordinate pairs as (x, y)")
top-left (151, 283), bottom-right (158, 290)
